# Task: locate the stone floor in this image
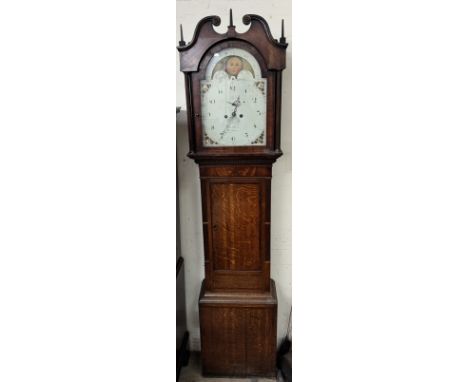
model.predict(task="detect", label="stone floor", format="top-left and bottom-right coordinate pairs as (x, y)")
top-left (179, 352), bottom-right (284, 382)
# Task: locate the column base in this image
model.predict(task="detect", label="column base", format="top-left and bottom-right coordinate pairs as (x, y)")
top-left (198, 279), bottom-right (278, 378)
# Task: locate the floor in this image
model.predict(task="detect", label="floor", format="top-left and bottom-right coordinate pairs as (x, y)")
top-left (179, 352), bottom-right (285, 382)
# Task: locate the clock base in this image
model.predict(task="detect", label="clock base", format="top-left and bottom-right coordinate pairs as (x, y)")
top-left (198, 279), bottom-right (278, 377)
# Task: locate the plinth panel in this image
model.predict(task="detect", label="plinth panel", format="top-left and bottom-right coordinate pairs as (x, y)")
top-left (199, 280), bottom-right (277, 377)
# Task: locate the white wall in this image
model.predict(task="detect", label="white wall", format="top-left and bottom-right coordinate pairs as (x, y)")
top-left (176, 0), bottom-right (291, 351)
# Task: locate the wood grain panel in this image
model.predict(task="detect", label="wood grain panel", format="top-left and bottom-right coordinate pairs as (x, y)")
top-left (199, 280), bottom-right (278, 377)
top-left (200, 307), bottom-right (246, 375)
top-left (200, 165), bottom-right (271, 178)
top-left (245, 307), bottom-right (276, 375)
top-left (210, 183), bottom-right (261, 271)
top-left (212, 272), bottom-right (264, 290)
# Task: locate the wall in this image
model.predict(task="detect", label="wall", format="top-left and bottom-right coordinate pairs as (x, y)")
top-left (176, 0), bottom-right (291, 351)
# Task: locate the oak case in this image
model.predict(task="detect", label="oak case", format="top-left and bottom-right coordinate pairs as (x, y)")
top-left (178, 12), bottom-right (287, 377)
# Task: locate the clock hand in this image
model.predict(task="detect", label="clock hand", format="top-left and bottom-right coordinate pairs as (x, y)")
top-left (227, 97), bottom-right (241, 107)
top-left (230, 106), bottom-right (237, 117)
top-left (227, 99), bottom-right (240, 118)
top-left (231, 104), bottom-right (240, 117)
top-left (230, 96), bottom-right (241, 117)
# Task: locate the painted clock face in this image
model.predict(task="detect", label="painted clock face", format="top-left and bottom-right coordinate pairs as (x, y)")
top-left (200, 48), bottom-right (267, 147)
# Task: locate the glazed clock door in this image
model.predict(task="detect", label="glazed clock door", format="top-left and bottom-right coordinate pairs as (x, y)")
top-left (200, 48), bottom-right (267, 147)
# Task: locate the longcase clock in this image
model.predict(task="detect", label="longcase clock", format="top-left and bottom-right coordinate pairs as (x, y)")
top-left (177, 10), bottom-right (287, 377)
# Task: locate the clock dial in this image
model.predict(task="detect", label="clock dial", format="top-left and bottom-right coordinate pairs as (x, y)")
top-left (200, 48), bottom-right (267, 147)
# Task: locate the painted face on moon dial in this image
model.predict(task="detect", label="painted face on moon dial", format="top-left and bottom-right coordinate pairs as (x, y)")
top-left (225, 56), bottom-right (243, 76)
top-left (200, 48), bottom-right (267, 147)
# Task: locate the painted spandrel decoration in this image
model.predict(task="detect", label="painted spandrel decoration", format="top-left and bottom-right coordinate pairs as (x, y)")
top-left (200, 48), bottom-right (267, 146)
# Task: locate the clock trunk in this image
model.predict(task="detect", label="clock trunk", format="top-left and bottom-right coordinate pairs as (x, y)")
top-left (200, 164), bottom-right (271, 292)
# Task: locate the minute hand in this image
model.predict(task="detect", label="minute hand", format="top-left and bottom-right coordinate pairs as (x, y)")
top-left (230, 96), bottom-right (241, 117)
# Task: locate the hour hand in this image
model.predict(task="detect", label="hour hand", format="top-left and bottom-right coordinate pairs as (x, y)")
top-left (227, 97), bottom-right (241, 107)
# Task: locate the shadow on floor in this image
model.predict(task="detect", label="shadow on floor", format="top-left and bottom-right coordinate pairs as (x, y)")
top-left (178, 352), bottom-right (284, 382)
